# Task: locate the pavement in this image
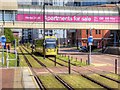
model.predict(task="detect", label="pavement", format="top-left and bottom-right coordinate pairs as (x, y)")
top-left (58, 47), bottom-right (120, 74)
top-left (0, 67), bottom-right (39, 89)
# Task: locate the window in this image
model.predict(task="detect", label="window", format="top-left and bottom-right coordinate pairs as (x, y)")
top-left (0, 11), bottom-right (2, 21)
top-left (96, 30), bottom-right (101, 34)
top-left (86, 30), bottom-right (89, 35)
top-left (40, 30), bottom-right (42, 34)
top-left (99, 30), bottom-right (101, 34)
top-left (4, 11), bottom-right (14, 21)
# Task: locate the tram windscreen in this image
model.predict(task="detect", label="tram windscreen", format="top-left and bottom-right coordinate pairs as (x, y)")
top-left (45, 44), bottom-right (56, 48)
top-left (45, 39), bottom-right (56, 42)
top-left (45, 38), bottom-right (56, 48)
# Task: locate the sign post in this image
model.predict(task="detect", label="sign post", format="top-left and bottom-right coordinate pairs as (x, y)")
top-left (0, 35), bottom-right (6, 66)
top-left (88, 36), bottom-right (93, 65)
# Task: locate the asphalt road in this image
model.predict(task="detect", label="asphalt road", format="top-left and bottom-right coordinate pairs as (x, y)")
top-left (58, 48), bottom-right (120, 67)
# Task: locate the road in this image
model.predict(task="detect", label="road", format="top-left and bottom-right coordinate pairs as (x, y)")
top-left (58, 47), bottom-right (120, 74)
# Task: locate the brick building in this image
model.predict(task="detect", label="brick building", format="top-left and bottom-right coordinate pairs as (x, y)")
top-left (68, 29), bottom-right (111, 48)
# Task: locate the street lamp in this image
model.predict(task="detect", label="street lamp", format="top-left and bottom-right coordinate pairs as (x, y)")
top-left (63, 29), bottom-right (65, 47)
top-left (43, 1), bottom-right (46, 59)
top-left (76, 30), bottom-right (79, 49)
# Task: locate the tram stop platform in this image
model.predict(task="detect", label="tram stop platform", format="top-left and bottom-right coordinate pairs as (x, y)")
top-left (0, 67), bottom-right (39, 89)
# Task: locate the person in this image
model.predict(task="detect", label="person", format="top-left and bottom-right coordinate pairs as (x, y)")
top-left (8, 45), bottom-right (10, 50)
top-left (68, 40), bottom-right (70, 47)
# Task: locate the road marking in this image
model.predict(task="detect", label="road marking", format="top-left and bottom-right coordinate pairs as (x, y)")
top-left (27, 67), bottom-right (39, 88)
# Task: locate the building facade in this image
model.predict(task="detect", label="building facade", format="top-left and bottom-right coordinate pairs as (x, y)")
top-left (66, 0), bottom-right (120, 47)
top-left (65, 0), bottom-right (120, 6)
top-left (17, 0), bottom-right (68, 44)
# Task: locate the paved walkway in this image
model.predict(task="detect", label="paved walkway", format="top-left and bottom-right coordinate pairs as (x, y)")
top-left (0, 67), bottom-right (39, 89)
top-left (22, 67), bottom-right (39, 88)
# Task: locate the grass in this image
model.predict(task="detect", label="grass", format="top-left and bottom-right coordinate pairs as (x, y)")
top-left (39, 75), bottom-right (66, 89)
top-left (17, 47), bottom-right (28, 67)
top-left (59, 74), bottom-right (103, 89)
top-left (2, 52), bottom-right (17, 67)
top-left (35, 55), bottom-right (61, 67)
top-left (20, 47), bottom-right (42, 68)
top-left (88, 74), bottom-right (118, 88)
top-left (23, 46), bottom-right (62, 67)
top-left (104, 73), bottom-right (120, 80)
top-left (57, 55), bottom-right (86, 66)
top-left (23, 45), bottom-right (87, 67)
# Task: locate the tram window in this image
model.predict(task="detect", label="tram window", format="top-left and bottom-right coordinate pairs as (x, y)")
top-left (45, 44), bottom-right (56, 48)
top-left (45, 39), bottom-right (56, 42)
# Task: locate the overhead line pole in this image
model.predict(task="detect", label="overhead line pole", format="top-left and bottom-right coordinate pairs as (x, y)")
top-left (43, 0), bottom-right (46, 59)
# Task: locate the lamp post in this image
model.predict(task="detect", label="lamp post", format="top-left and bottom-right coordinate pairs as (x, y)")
top-left (76, 30), bottom-right (79, 49)
top-left (88, 28), bottom-right (93, 65)
top-left (115, 4), bottom-right (120, 56)
top-left (43, 1), bottom-right (46, 59)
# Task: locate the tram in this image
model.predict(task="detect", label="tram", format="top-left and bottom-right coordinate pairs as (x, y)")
top-left (34, 36), bottom-right (57, 56)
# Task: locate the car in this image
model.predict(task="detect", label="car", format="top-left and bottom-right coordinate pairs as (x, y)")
top-left (79, 46), bottom-right (88, 52)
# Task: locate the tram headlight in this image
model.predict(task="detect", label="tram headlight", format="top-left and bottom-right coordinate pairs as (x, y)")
top-left (46, 49), bottom-right (48, 52)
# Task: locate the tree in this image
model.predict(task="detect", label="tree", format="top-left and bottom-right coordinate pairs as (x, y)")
top-left (4, 28), bottom-right (14, 42)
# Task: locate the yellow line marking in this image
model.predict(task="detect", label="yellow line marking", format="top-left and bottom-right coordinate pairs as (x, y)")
top-left (27, 67), bottom-right (39, 88)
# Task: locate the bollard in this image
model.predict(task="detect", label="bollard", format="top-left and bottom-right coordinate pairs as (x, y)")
top-left (68, 56), bottom-right (69, 59)
top-left (76, 58), bottom-right (77, 62)
top-left (88, 54), bottom-right (90, 65)
top-left (81, 58), bottom-right (82, 63)
top-left (86, 60), bottom-right (88, 65)
top-left (55, 56), bottom-right (56, 66)
top-left (115, 59), bottom-right (118, 74)
top-left (68, 59), bottom-right (71, 74)
top-left (17, 55), bottom-right (20, 67)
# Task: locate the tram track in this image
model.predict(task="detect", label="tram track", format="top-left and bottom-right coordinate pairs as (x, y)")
top-left (56, 56), bottom-right (120, 83)
top-left (48, 58), bottom-right (118, 90)
top-left (22, 46), bottom-right (119, 90)
top-left (19, 47), bottom-right (46, 90)
top-left (21, 46), bottom-right (74, 90)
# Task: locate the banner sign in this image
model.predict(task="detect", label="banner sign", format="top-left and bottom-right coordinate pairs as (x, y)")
top-left (16, 14), bottom-right (119, 23)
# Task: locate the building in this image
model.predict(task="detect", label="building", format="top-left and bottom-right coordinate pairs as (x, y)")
top-left (66, 0), bottom-right (120, 47)
top-left (76, 29), bottom-right (110, 48)
top-left (18, 0), bottom-right (68, 44)
top-left (22, 29), bottom-right (39, 43)
top-left (65, 0), bottom-right (120, 6)
top-left (0, 0), bottom-right (119, 47)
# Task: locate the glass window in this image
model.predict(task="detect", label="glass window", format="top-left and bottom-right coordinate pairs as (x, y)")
top-left (86, 30), bottom-right (89, 35)
top-left (99, 30), bottom-right (101, 34)
top-left (0, 11), bottom-right (2, 21)
top-left (45, 39), bottom-right (56, 42)
top-left (96, 30), bottom-right (101, 34)
top-left (4, 11), bottom-right (14, 21)
top-left (45, 44), bottom-right (56, 48)
top-left (96, 30), bottom-right (98, 34)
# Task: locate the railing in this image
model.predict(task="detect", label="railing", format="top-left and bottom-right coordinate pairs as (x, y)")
top-left (6, 49), bottom-right (17, 68)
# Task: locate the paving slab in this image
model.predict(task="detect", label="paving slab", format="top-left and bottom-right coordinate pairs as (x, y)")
top-left (1, 68), bottom-right (15, 88)
top-left (22, 67), bottom-right (39, 89)
top-left (0, 67), bottom-right (39, 89)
